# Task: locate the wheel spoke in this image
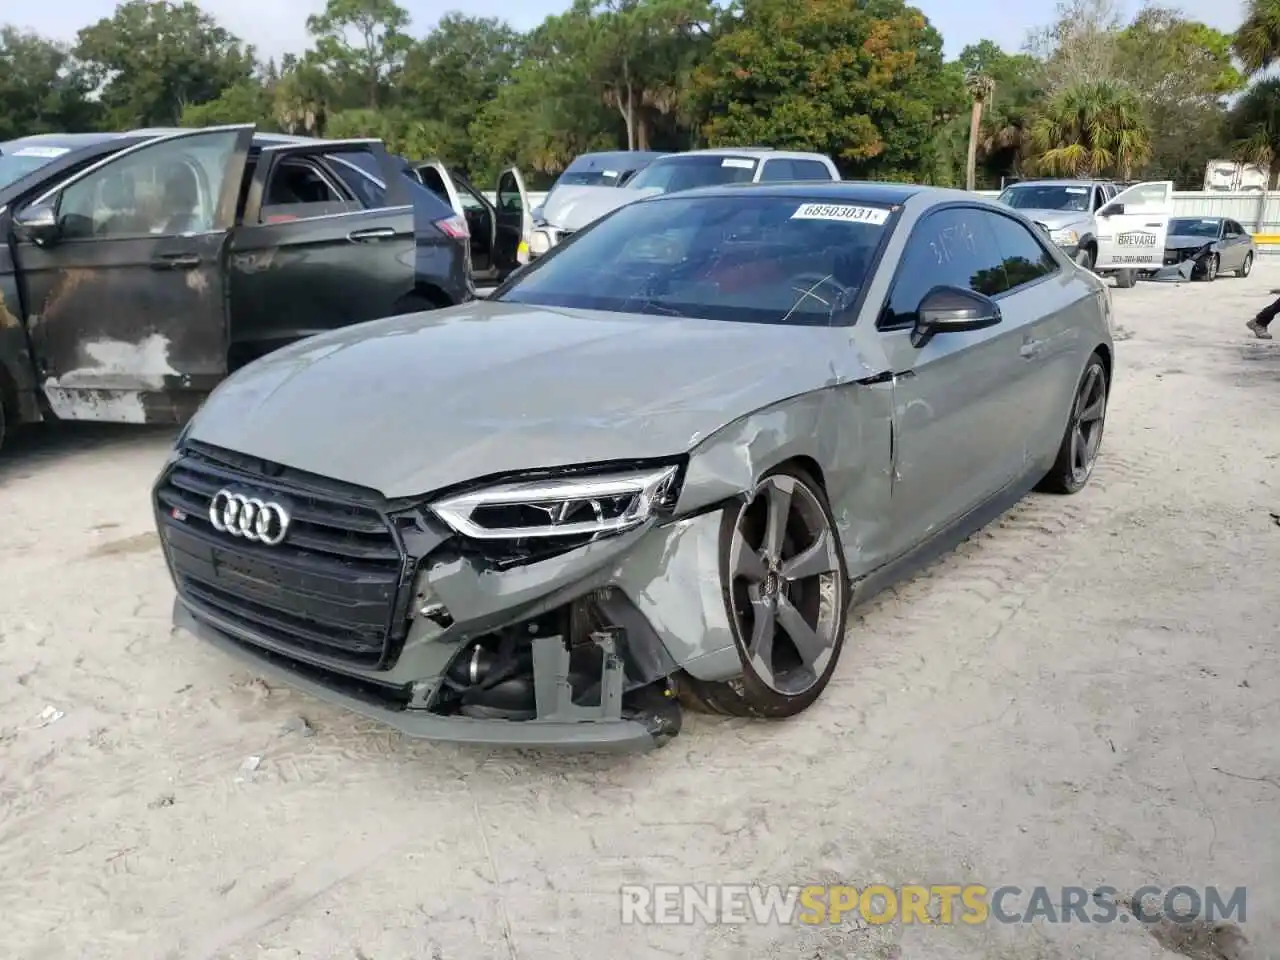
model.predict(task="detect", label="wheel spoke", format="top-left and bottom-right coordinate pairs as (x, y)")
top-left (1075, 369), bottom-right (1098, 417)
top-left (1071, 425), bottom-right (1085, 472)
top-left (781, 529), bottom-right (838, 582)
top-left (776, 597), bottom-right (828, 668)
top-left (1079, 393), bottom-right (1105, 423)
top-left (730, 529), bottom-right (768, 583)
top-left (745, 598), bottom-right (776, 668)
top-left (762, 478), bottom-right (793, 561)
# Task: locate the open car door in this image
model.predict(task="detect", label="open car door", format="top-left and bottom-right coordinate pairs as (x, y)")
top-left (226, 138), bottom-right (415, 367)
top-left (415, 160), bottom-right (502, 279)
top-left (9, 124), bottom-right (253, 423)
top-left (1094, 180), bottom-right (1174, 273)
top-left (494, 167), bottom-right (531, 275)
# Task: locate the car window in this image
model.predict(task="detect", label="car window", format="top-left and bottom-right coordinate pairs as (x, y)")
top-left (1168, 218), bottom-right (1223, 239)
top-left (327, 152), bottom-right (387, 208)
top-left (998, 184), bottom-right (1091, 212)
top-left (52, 130), bottom-right (239, 241)
top-left (418, 166), bottom-right (451, 204)
top-left (759, 159), bottom-right (795, 181)
top-left (626, 155), bottom-right (758, 194)
top-left (880, 206), bottom-right (1008, 328)
top-left (258, 157), bottom-right (360, 223)
top-left (496, 170), bottom-right (523, 214)
top-left (1227, 220), bottom-right (1244, 236)
top-left (498, 194), bottom-right (893, 326)
top-left (983, 211), bottom-right (1058, 291)
top-left (790, 159), bottom-right (836, 180)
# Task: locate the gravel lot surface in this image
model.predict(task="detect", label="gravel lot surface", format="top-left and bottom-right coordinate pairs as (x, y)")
top-left (2, 265), bottom-right (1278, 960)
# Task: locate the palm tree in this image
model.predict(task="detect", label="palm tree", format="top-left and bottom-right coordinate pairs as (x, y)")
top-left (1230, 79), bottom-right (1280, 187)
top-left (1029, 80), bottom-right (1152, 179)
top-left (1234, 0), bottom-right (1280, 74)
top-left (964, 71), bottom-right (995, 191)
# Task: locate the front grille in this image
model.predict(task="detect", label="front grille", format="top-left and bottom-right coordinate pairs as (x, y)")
top-left (155, 441), bottom-right (409, 668)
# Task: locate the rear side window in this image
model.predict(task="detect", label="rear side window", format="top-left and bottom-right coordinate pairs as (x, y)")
top-left (983, 211), bottom-right (1058, 291)
top-left (327, 152), bottom-right (387, 208)
top-left (880, 206), bottom-right (1008, 327)
top-left (790, 159), bottom-right (835, 180)
top-left (759, 159), bottom-right (796, 181)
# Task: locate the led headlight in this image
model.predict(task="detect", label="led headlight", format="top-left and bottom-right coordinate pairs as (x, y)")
top-left (1050, 228), bottom-right (1079, 246)
top-left (431, 465), bottom-right (680, 540)
top-left (529, 229), bottom-right (552, 256)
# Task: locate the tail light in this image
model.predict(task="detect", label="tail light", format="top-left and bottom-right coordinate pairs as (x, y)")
top-left (435, 214), bottom-right (469, 239)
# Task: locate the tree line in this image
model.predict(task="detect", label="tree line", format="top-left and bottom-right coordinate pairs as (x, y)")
top-left (4, 0), bottom-right (1280, 190)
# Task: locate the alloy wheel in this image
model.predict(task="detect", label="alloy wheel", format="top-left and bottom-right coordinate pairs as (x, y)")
top-left (1070, 365), bottom-right (1107, 485)
top-left (1242, 253), bottom-right (1254, 278)
top-left (1206, 254), bottom-right (1219, 281)
top-left (727, 474), bottom-right (844, 696)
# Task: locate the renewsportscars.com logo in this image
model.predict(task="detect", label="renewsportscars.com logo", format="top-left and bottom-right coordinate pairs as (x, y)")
top-left (619, 884), bottom-right (1248, 927)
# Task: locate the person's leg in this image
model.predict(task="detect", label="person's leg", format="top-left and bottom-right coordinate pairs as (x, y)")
top-left (1247, 294), bottom-right (1280, 338)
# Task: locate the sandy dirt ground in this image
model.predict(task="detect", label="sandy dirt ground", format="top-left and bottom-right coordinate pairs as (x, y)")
top-left (1, 265), bottom-right (1278, 960)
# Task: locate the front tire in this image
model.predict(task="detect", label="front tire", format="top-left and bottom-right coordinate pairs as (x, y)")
top-left (1074, 245), bottom-right (1095, 271)
top-left (1200, 254), bottom-right (1219, 282)
top-left (679, 464), bottom-right (850, 719)
top-left (1037, 352), bottom-right (1109, 495)
top-left (1113, 268), bottom-right (1137, 289)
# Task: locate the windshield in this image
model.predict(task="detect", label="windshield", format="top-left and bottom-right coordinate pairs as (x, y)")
top-left (0, 148), bottom-right (67, 190)
top-left (497, 195), bottom-right (891, 325)
top-left (626, 155), bottom-right (758, 194)
top-left (557, 170), bottom-right (629, 189)
top-left (999, 184), bottom-right (1092, 212)
top-left (1168, 218), bottom-right (1222, 238)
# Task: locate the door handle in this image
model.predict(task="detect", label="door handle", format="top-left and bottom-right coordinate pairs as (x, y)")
top-left (1144, 222), bottom-right (1162, 228)
top-left (150, 253), bottom-right (201, 270)
top-left (347, 226), bottom-right (396, 242)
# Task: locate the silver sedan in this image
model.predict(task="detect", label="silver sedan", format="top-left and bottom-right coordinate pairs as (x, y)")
top-left (153, 182), bottom-right (1115, 751)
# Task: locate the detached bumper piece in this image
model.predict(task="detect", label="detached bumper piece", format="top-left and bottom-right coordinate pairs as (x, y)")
top-left (177, 601), bottom-right (681, 752)
top-left (1152, 246), bottom-right (1209, 282)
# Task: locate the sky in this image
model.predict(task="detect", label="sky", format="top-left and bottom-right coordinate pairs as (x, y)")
top-left (9, 0), bottom-right (1249, 60)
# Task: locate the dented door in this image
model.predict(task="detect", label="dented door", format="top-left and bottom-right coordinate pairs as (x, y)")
top-left (10, 126), bottom-right (252, 423)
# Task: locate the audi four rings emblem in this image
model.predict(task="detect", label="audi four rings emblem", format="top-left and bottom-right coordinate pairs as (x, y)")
top-left (208, 489), bottom-right (291, 545)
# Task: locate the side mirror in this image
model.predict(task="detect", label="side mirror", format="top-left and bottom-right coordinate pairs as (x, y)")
top-left (1099, 203), bottom-right (1124, 217)
top-left (912, 285), bottom-right (1001, 348)
top-left (13, 202), bottom-right (59, 245)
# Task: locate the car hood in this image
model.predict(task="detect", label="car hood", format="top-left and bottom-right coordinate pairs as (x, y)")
top-left (1018, 209), bottom-right (1092, 231)
top-left (185, 301), bottom-right (872, 498)
top-left (1165, 234), bottom-right (1216, 250)
top-left (538, 184), bottom-right (662, 231)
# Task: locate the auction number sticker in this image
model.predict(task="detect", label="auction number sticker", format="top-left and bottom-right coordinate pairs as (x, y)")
top-left (791, 203), bottom-right (890, 225)
top-left (11, 146), bottom-right (69, 159)
top-left (721, 157), bottom-right (756, 169)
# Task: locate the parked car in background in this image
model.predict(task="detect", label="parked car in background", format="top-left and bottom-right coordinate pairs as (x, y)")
top-left (525, 147), bottom-right (841, 261)
top-left (1160, 216), bottom-right (1255, 280)
top-left (153, 181), bottom-right (1113, 751)
top-left (413, 161), bottom-right (533, 283)
top-left (997, 178), bottom-right (1176, 289)
top-left (524, 150), bottom-right (664, 260)
top-left (997, 178), bottom-right (1119, 269)
top-left (0, 125), bottom-right (471, 450)
top-left (534, 150), bottom-right (662, 211)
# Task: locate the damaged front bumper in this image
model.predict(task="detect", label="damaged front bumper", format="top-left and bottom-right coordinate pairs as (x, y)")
top-left (157, 443), bottom-right (745, 752)
top-left (1148, 245), bottom-right (1211, 282)
top-left (176, 601), bottom-right (667, 750)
